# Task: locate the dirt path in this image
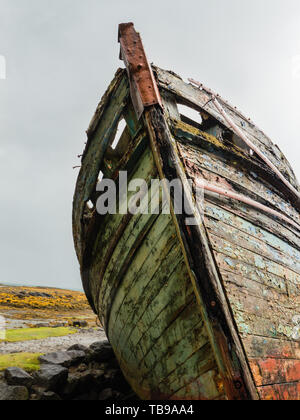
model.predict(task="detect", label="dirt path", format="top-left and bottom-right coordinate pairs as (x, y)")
top-left (0, 329), bottom-right (107, 354)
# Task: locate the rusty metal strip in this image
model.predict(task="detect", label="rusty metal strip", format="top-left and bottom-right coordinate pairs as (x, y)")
top-left (189, 78), bottom-right (300, 202)
top-left (118, 23), bottom-right (163, 119)
top-left (189, 78), bottom-right (254, 124)
top-left (196, 178), bottom-right (300, 232)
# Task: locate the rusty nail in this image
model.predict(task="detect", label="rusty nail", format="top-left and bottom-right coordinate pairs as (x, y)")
top-left (234, 380), bottom-right (242, 390)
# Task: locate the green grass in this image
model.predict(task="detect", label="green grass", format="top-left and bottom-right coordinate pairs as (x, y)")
top-left (0, 327), bottom-right (76, 343)
top-left (0, 353), bottom-right (42, 371)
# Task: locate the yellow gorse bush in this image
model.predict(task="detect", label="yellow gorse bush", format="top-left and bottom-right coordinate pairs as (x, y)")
top-left (0, 287), bottom-right (90, 311)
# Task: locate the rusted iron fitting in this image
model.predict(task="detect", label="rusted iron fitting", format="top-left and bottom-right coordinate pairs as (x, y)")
top-left (118, 22), bottom-right (162, 119)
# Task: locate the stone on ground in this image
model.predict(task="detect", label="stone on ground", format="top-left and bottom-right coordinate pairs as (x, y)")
top-left (39, 350), bottom-right (85, 367)
top-left (0, 384), bottom-right (29, 401)
top-left (4, 367), bottom-right (34, 387)
top-left (34, 365), bottom-right (68, 390)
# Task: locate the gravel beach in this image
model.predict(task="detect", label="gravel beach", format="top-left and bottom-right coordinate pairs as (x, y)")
top-left (0, 329), bottom-right (107, 354)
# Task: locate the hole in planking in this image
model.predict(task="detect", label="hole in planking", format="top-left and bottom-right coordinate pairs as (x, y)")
top-left (87, 200), bottom-right (94, 210)
top-left (111, 119), bottom-right (127, 150)
top-left (98, 170), bottom-right (104, 183)
top-left (177, 104), bottom-right (203, 127)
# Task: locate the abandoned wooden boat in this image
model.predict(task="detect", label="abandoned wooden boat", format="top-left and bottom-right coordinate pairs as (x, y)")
top-left (73, 23), bottom-right (300, 400)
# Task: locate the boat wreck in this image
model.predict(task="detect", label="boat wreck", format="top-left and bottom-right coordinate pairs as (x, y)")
top-left (73, 23), bottom-right (300, 400)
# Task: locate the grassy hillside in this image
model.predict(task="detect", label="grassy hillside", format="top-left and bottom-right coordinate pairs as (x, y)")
top-left (0, 285), bottom-right (96, 328)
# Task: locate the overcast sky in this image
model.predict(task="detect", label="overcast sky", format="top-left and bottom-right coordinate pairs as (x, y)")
top-left (0, 0), bottom-right (299, 290)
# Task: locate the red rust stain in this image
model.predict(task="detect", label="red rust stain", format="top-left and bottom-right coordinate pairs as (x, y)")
top-left (250, 358), bottom-right (300, 388)
top-left (259, 382), bottom-right (300, 401)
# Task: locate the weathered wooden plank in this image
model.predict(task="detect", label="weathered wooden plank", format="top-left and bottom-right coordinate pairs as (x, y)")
top-left (205, 195), bottom-right (300, 250)
top-left (130, 274), bottom-right (194, 362)
top-left (73, 70), bottom-right (129, 263)
top-left (108, 219), bottom-right (178, 342)
top-left (209, 227), bottom-right (300, 342)
top-left (111, 250), bottom-right (182, 362)
top-left (171, 369), bottom-right (223, 400)
top-left (214, 266), bottom-right (300, 344)
top-left (102, 212), bottom-right (159, 329)
top-left (102, 126), bottom-right (132, 178)
top-left (90, 145), bottom-right (157, 268)
top-left (113, 264), bottom-right (192, 394)
top-left (205, 216), bottom-right (300, 274)
top-left (225, 284), bottom-right (299, 333)
top-left (161, 91), bottom-right (181, 120)
top-left (110, 130), bottom-right (148, 181)
top-left (137, 296), bottom-right (200, 371)
top-left (177, 138), bottom-right (299, 225)
top-left (250, 358), bottom-right (300, 386)
top-left (233, 315), bottom-right (298, 342)
top-left (229, 304), bottom-right (299, 342)
top-left (243, 335), bottom-right (300, 360)
top-left (210, 234), bottom-right (300, 286)
top-left (108, 220), bottom-right (176, 330)
top-left (91, 146), bottom-right (159, 315)
top-left (98, 181), bottom-right (159, 303)
top-left (116, 278), bottom-right (198, 397)
top-left (144, 309), bottom-right (206, 385)
top-left (157, 344), bottom-right (217, 398)
top-left (86, 68), bottom-right (127, 138)
top-left (134, 302), bottom-right (206, 389)
top-left (258, 381), bottom-right (300, 400)
top-left (224, 273), bottom-right (299, 310)
top-left (204, 203), bottom-right (300, 261)
top-left (123, 101), bottom-right (143, 138)
top-left (221, 271), bottom-right (298, 308)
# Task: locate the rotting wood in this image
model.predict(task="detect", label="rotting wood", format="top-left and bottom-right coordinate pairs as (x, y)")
top-left (190, 79), bottom-right (300, 202)
top-left (175, 134), bottom-right (300, 225)
top-left (73, 69), bottom-right (129, 265)
top-left (154, 66), bottom-right (299, 193)
top-left (172, 119), bottom-right (300, 214)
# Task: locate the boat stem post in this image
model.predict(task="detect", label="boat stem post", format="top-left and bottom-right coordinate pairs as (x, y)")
top-left (144, 105), bottom-right (259, 401)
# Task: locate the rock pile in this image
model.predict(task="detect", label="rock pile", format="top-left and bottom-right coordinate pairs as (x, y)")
top-left (0, 341), bottom-right (138, 401)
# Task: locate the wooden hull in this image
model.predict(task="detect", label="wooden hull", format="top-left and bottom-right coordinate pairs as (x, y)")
top-left (73, 54), bottom-right (300, 399)
top-left (175, 123), bottom-right (300, 400)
